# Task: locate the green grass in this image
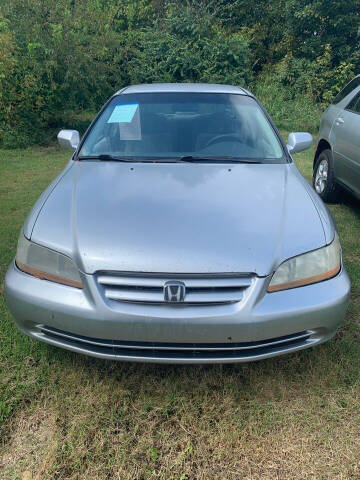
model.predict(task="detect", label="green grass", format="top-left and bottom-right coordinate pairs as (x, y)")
top-left (0, 145), bottom-right (359, 480)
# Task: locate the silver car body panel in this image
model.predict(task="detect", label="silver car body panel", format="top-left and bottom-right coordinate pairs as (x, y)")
top-left (28, 161), bottom-right (328, 276)
top-left (23, 160), bottom-right (74, 238)
top-left (117, 83), bottom-right (249, 96)
top-left (5, 260), bottom-right (350, 363)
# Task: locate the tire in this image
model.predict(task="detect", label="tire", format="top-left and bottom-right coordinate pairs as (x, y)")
top-left (313, 149), bottom-right (341, 203)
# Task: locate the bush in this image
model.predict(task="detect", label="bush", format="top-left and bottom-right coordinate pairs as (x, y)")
top-left (1, 0), bottom-right (359, 147)
top-left (253, 78), bottom-right (322, 133)
top-left (0, 0), bottom-right (252, 147)
top-left (125, 2), bottom-right (252, 86)
top-left (0, 0), bottom-right (125, 147)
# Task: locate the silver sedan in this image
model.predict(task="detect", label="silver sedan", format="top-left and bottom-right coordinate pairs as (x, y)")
top-left (5, 83), bottom-right (350, 363)
top-left (314, 74), bottom-right (360, 201)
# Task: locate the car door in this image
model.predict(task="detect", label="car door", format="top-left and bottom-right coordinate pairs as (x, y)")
top-left (331, 92), bottom-right (360, 197)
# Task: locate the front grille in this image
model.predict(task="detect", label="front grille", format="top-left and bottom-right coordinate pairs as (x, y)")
top-left (38, 325), bottom-right (312, 360)
top-left (96, 273), bottom-right (254, 305)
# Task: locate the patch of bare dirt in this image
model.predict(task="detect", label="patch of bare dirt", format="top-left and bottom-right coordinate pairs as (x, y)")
top-left (0, 405), bottom-right (58, 480)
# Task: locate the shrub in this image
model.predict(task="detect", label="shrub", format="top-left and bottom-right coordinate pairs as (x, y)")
top-left (0, 0), bottom-right (252, 147)
top-left (1, 0), bottom-right (359, 147)
top-left (253, 76), bottom-right (322, 133)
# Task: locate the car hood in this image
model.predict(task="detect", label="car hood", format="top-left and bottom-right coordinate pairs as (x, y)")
top-left (30, 161), bottom-right (327, 276)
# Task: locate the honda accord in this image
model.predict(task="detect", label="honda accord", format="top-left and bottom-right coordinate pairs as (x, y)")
top-left (5, 83), bottom-right (350, 363)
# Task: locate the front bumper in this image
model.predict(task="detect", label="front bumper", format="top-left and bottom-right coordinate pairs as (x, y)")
top-left (4, 261), bottom-right (350, 364)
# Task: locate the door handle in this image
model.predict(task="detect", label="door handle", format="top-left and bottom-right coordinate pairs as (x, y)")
top-left (335, 117), bottom-right (345, 125)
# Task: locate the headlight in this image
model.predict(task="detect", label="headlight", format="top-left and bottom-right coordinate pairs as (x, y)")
top-left (16, 233), bottom-right (83, 289)
top-left (267, 233), bottom-right (341, 292)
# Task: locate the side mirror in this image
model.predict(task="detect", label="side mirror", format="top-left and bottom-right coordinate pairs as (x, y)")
top-left (286, 132), bottom-right (313, 154)
top-left (57, 129), bottom-right (80, 151)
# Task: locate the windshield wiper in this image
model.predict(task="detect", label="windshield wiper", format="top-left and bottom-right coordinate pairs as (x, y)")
top-left (76, 154), bottom-right (264, 164)
top-left (77, 155), bottom-right (186, 163)
top-left (77, 154), bottom-right (137, 162)
top-left (176, 156), bottom-right (263, 164)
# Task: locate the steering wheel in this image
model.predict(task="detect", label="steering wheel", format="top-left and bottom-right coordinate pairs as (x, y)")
top-left (204, 134), bottom-right (244, 149)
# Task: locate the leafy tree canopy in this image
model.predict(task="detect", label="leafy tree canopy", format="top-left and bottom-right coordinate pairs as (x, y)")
top-left (0, 0), bottom-right (358, 146)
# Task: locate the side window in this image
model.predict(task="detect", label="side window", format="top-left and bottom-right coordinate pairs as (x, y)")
top-left (346, 93), bottom-right (360, 114)
top-left (346, 93), bottom-right (360, 111)
top-left (332, 76), bottom-right (360, 104)
top-left (355, 99), bottom-right (360, 114)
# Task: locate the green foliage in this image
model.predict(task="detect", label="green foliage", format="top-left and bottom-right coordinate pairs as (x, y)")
top-left (253, 77), bottom-right (322, 133)
top-left (0, 0), bottom-right (359, 147)
top-left (123, 2), bottom-right (251, 85)
top-left (214, 0), bottom-right (360, 105)
top-left (0, 0), bottom-right (124, 146)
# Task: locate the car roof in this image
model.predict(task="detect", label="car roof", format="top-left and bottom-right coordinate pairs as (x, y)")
top-left (116, 83), bottom-right (251, 96)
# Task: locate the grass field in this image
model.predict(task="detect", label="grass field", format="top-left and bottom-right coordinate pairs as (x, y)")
top-left (0, 145), bottom-right (359, 480)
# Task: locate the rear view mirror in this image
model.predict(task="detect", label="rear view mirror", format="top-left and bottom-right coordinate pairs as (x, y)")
top-left (57, 129), bottom-right (80, 151)
top-left (287, 132), bottom-right (313, 154)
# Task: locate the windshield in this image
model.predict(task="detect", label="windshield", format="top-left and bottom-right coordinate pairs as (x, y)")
top-left (79, 93), bottom-right (284, 162)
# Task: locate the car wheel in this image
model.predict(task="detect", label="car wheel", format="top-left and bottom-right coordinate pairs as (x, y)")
top-left (313, 149), bottom-right (340, 203)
